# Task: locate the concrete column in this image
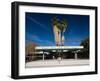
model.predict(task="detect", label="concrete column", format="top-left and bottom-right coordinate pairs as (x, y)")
top-left (43, 51), bottom-right (45, 60)
top-left (75, 53), bottom-right (78, 59)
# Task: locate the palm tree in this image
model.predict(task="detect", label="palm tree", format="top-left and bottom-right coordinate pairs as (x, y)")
top-left (52, 17), bottom-right (68, 59)
top-left (61, 18), bottom-right (68, 46)
top-left (52, 16), bottom-right (59, 26)
top-left (52, 17), bottom-right (68, 46)
top-left (52, 16), bottom-right (61, 46)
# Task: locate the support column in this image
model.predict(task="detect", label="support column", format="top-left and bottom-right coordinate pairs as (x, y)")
top-left (43, 51), bottom-right (45, 60)
top-left (75, 53), bottom-right (78, 59)
top-left (61, 49), bottom-right (63, 60)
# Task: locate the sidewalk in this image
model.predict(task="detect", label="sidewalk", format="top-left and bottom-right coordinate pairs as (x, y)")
top-left (25, 59), bottom-right (89, 68)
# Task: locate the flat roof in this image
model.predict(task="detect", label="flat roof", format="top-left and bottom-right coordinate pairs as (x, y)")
top-left (35, 46), bottom-right (84, 50)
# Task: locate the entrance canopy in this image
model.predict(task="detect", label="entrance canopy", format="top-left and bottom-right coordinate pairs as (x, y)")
top-left (35, 46), bottom-right (84, 50)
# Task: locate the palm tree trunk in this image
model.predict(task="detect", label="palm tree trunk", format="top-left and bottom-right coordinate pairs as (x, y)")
top-left (61, 32), bottom-right (65, 46)
top-left (53, 25), bottom-right (61, 46)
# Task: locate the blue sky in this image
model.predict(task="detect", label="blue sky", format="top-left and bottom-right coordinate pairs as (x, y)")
top-left (25, 12), bottom-right (89, 46)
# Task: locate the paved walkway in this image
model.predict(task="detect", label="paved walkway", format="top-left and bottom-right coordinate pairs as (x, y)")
top-left (25, 59), bottom-right (89, 68)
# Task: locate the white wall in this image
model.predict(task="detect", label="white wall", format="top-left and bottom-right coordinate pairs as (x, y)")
top-left (0, 0), bottom-right (99, 81)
